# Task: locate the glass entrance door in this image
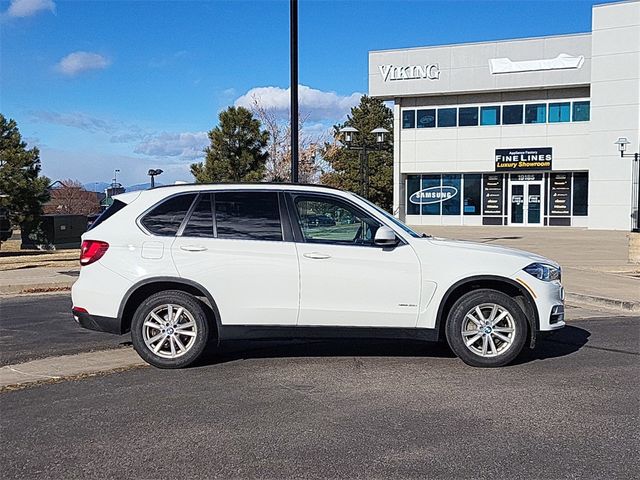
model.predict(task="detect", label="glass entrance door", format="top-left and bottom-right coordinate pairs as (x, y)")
top-left (510, 182), bottom-right (543, 226)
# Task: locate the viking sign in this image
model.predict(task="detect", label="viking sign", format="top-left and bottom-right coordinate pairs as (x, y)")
top-left (379, 64), bottom-right (441, 82)
top-left (409, 186), bottom-right (458, 205)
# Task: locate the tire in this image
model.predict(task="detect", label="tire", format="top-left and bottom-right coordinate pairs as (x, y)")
top-left (445, 289), bottom-right (528, 368)
top-left (131, 290), bottom-right (210, 369)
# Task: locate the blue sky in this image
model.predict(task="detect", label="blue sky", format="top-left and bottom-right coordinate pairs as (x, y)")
top-left (1, 0), bottom-right (617, 187)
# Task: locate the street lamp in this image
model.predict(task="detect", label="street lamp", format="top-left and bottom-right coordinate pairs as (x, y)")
top-left (339, 126), bottom-right (390, 198)
top-left (147, 169), bottom-right (163, 188)
top-left (614, 137), bottom-right (640, 232)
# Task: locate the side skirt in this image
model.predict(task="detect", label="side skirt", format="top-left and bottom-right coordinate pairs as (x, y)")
top-left (218, 325), bottom-right (440, 343)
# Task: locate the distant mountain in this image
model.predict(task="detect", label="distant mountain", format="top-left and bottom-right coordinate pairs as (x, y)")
top-left (83, 182), bottom-right (165, 193)
top-left (126, 182), bottom-right (164, 192)
top-left (83, 182), bottom-right (111, 192)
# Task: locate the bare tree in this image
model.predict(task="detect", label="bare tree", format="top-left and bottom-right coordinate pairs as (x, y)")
top-left (249, 96), bottom-right (326, 183)
top-left (44, 179), bottom-right (101, 216)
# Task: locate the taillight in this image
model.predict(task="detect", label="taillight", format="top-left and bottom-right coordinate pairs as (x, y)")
top-left (80, 240), bottom-right (109, 266)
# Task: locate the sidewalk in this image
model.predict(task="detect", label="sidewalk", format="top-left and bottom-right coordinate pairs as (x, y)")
top-left (0, 266), bottom-right (78, 295)
top-left (414, 226), bottom-right (640, 312)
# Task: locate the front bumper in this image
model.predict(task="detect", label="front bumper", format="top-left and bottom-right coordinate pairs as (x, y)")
top-left (72, 308), bottom-right (123, 334)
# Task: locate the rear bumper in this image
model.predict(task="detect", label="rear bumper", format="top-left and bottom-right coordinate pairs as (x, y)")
top-left (72, 308), bottom-right (123, 334)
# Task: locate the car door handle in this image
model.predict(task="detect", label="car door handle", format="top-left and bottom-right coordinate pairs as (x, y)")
top-left (303, 252), bottom-right (331, 260)
top-left (180, 245), bottom-right (207, 252)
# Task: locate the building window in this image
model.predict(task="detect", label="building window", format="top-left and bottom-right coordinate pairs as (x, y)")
top-left (437, 108), bottom-right (457, 127)
top-left (416, 109), bottom-right (436, 128)
top-left (458, 107), bottom-right (479, 127)
top-left (548, 102), bottom-right (570, 123)
top-left (441, 174), bottom-right (461, 215)
top-left (525, 104), bottom-right (546, 124)
top-left (572, 101), bottom-right (590, 122)
top-left (402, 110), bottom-right (415, 128)
top-left (421, 175), bottom-right (441, 215)
top-left (572, 172), bottom-right (589, 216)
top-left (406, 175), bottom-right (421, 215)
top-left (480, 106), bottom-right (501, 126)
top-left (502, 104), bottom-right (523, 125)
top-left (463, 174), bottom-right (482, 215)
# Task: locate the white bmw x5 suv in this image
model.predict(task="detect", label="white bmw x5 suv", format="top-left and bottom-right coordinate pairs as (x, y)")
top-left (72, 184), bottom-right (564, 368)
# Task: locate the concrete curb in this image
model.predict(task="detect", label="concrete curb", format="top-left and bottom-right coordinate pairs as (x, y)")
top-left (0, 348), bottom-right (146, 390)
top-left (0, 281), bottom-right (74, 296)
top-left (566, 292), bottom-right (640, 313)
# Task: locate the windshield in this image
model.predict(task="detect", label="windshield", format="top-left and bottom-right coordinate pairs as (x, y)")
top-left (352, 194), bottom-right (423, 238)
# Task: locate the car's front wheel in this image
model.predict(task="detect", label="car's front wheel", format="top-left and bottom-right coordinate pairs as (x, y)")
top-left (445, 289), bottom-right (528, 367)
top-left (131, 290), bottom-right (210, 368)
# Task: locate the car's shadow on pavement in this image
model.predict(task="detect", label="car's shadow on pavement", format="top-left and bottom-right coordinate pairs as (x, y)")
top-left (195, 325), bottom-right (591, 367)
top-left (512, 325), bottom-right (591, 365)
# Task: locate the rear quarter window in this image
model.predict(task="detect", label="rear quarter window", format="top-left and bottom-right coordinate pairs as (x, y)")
top-left (88, 199), bottom-right (127, 231)
top-left (140, 193), bottom-right (197, 236)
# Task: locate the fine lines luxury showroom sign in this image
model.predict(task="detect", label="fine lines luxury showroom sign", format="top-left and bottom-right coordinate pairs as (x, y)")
top-left (495, 148), bottom-right (553, 171)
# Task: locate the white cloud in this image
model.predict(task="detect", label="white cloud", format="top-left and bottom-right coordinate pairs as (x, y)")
top-left (55, 51), bottom-right (111, 76)
top-left (30, 110), bottom-right (120, 134)
top-left (133, 131), bottom-right (208, 161)
top-left (234, 85), bottom-right (362, 122)
top-left (6, 0), bottom-right (55, 17)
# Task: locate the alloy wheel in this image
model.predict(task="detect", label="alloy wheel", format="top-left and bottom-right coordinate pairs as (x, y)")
top-left (142, 304), bottom-right (198, 359)
top-left (461, 303), bottom-right (516, 358)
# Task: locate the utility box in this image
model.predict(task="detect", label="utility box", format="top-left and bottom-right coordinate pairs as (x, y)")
top-left (21, 214), bottom-right (88, 249)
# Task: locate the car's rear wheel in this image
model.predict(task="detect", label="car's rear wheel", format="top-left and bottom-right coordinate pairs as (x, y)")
top-left (131, 290), bottom-right (210, 368)
top-left (445, 289), bottom-right (528, 367)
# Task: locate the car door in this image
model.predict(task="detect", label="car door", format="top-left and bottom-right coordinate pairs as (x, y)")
top-left (289, 192), bottom-right (422, 328)
top-left (171, 190), bottom-right (299, 326)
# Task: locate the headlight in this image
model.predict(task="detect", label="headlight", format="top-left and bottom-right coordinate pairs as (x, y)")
top-left (523, 263), bottom-right (561, 282)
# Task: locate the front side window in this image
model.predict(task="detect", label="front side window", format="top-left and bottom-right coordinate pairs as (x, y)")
top-left (141, 193), bottom-right (197, 236)
top-left (295, 196), bottom-right (380, 246)
top-left (480, 106), bottom-right (501, 126)
top-left (437, 108), bottom-right (457, 127)
top-left (402, 110), bottom-right (415, 129)
top-left (503, 105), bottom-right (523, 124)
top-left (183, 194), bottom-right (214, 237)
top-left (458, 107), bottom-right (479, 127)
top-left (573, 101), bottom-right (590, 121)
top-left (525, 104), bottom-right (546, 124)
top-left (215, 191), bottom-right (282, 241)
top-left (548, 102), bottom-right (570, 123)
top-left (417, 109), bottom-right (436, 128)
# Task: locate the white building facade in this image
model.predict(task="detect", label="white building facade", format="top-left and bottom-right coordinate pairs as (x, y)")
top-left (369, 0), bottom-right (640, 230)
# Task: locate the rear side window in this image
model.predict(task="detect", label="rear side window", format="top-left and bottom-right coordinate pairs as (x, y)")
top-left (182, 194), bottom-right (214, 237)
top-left (215, 191), bottom-right (282, 241)
top-left (141, 193), bottom-right (196, 236)
top-left (88, 199), bottom-right (127, 231)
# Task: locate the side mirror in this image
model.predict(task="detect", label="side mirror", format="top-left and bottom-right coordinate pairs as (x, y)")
top-left (374, 226), bottom-right (399, 247)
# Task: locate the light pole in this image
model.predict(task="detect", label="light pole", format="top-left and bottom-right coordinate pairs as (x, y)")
top-left (614, 137), bottom-right (640, 232)
top-left (290, 0), bottom-right (299, 183)
top-left (147, 169), bottom-right (163, 188)
top-left (339, 126), bottom-right (390, 198)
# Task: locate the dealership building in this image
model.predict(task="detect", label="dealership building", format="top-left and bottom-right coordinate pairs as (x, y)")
top-left (369, 0), bottom-right (639, 230)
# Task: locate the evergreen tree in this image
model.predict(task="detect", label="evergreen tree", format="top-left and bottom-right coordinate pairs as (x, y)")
top-left (321, 96), bottom-right (394, 211)
top-left (0, 114), bottom-right (50, 229)
top-left (191, 106), bottom-right (269, 183)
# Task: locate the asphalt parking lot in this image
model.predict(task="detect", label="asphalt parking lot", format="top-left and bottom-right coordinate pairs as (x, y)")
top-left (0, 295), bottom-right (638, 479)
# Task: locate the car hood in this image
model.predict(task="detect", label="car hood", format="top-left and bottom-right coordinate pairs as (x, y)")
top-left (412, 236), bottom-right (559, 271)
